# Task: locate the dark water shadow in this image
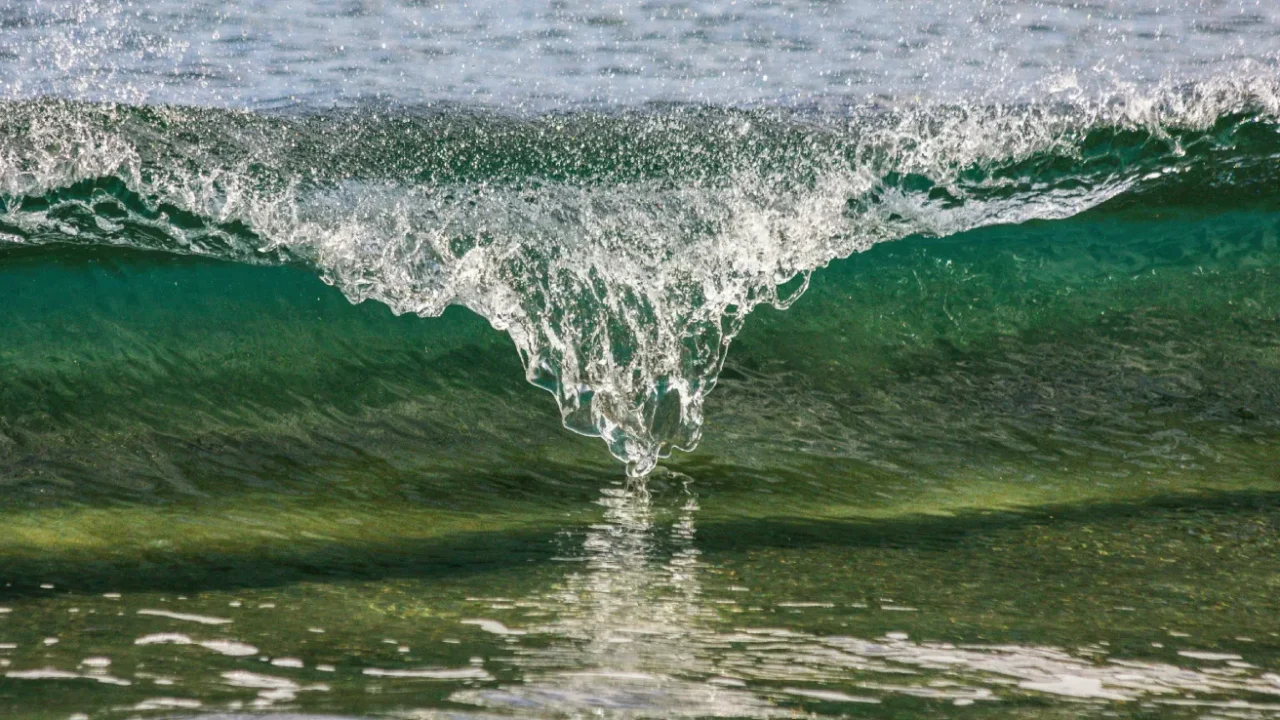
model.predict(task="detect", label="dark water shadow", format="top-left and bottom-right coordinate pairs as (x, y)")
top-left (0, 484), bottom-right (1275, 600)
top-left (695, 486), bottom-right (1280, 554)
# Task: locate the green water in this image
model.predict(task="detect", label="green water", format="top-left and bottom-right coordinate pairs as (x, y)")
top-left (2, 189), bottom-right (1279, 716)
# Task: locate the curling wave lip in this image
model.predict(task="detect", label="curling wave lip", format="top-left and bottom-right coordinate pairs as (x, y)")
top-left (2, 80), bottom-right (1279, 474)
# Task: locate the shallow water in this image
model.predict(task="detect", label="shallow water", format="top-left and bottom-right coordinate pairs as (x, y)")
top-left (3, 1), bottom-right (1280, 718)
top-left (3, 203), bottom-right (1280, 717)
top-left (1, 476), bottom-right (1280, 719)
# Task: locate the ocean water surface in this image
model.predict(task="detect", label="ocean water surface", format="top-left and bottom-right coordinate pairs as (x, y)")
top-left (2, 1), bottom-right (1280, 718)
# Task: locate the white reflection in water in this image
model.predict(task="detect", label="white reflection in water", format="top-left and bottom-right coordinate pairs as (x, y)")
top-left (429, 480), bottom-right (1280, 719)
top-left (451, 479), bottom-right (785, 718)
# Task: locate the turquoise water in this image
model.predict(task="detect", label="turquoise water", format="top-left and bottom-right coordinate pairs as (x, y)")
top-left (5, 100), bottom-right (1280, 472)
top-left (3, 1), bottom-right (1280, 717)
top-left (3, 157), bottom-right (1280, 716)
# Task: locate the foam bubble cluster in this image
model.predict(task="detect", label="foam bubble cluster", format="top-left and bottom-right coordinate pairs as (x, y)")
top-left (2, 78), bottom-right (1278, 473)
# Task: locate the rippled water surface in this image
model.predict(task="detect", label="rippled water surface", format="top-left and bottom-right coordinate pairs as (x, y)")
top-left (3, 209), bottom-right (1280, 717)
top-left (4, 0), bottom-right (1279, 107)
top-left (2, 474), bottom-right (1280, 719)
top-left (3, 1), bottom-right (1280, 718)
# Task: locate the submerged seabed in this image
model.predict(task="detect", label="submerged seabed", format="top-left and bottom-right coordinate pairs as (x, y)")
top-left (1, 97), bottom-right (1280, 715)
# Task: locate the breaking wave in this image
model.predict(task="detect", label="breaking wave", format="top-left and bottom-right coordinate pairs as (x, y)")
top-left (3, 76), bottom-right (1280, 474)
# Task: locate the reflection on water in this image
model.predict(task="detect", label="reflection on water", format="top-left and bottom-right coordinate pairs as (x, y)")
top-left (447, 478), bottom-right (785, 718)
top-left (1, 477), bottom-right (1279, 718)
top-left (433, 480), bottom-right (1280, 718)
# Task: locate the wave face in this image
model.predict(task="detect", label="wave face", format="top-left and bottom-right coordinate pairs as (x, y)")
top-left (3, 84), bottom-right (1280, 474)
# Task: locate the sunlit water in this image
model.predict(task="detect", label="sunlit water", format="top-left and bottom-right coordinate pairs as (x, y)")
top-left (5, 0), bottom-right (1278, 108)
top-left (3, 1), bottom-right (1280, 718)
top-left (1, 476), bottom-right (1280, 719)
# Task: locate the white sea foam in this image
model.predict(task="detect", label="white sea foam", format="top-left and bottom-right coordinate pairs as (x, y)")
top-left (2, 78), bottom-right (1278, 473)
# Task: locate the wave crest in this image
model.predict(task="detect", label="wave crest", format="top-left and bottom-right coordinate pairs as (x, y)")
top-left (3, 78), bottom-right (1279, 474)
